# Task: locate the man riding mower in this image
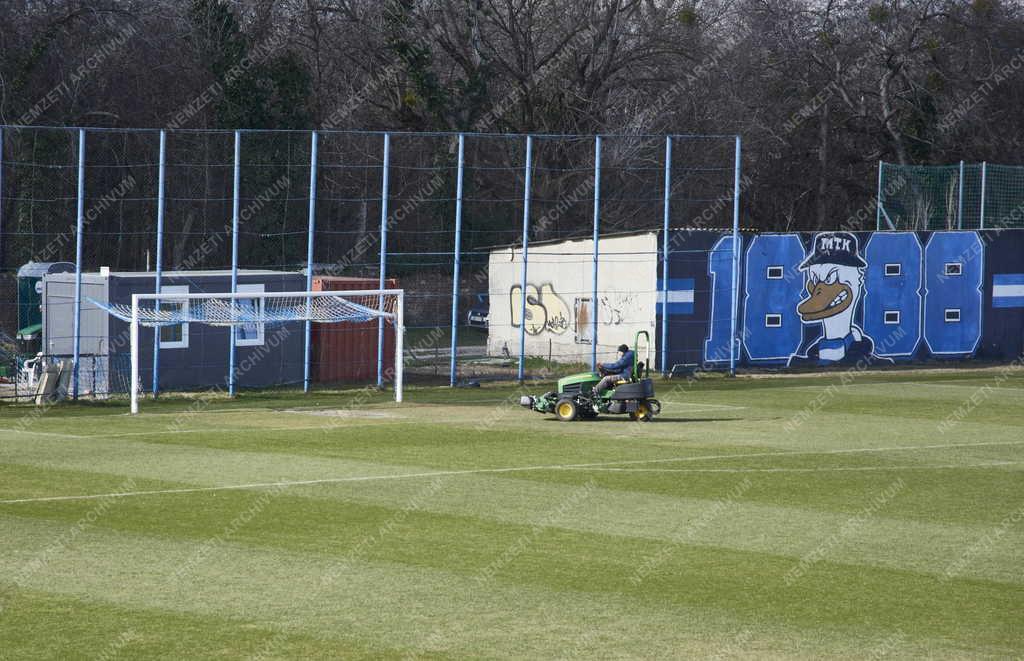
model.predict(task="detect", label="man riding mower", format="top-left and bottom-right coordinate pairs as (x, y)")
top-left (519, 331), bottom-right (661, 422)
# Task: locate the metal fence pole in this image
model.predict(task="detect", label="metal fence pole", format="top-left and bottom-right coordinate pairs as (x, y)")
top-left (591, 135), bottom-right (601, 371)
top-left (228, 130), bottom-right (241, 396)
top-left (660, 136), bottom-right (672, 375)
top-left (517, 135), bottom-right (533, 382)
top-left (72, 129), bottom-right (86, 399)
top-left (957, 160), bottom-right (965, 230)
top-left (151, 130), bottom-right (166, 396)
top-left (729, 135), bottom-right (741, 377)
top-left (303, 130), bottom-right (318, 393)
top-left (377, 133), bottom-right (391, 389)
top-left (449, 133), bottom-right (465, 387)
top-left (876, 161), bottom-right (884, 231)
top-left (980, 161), bottom-right (988, 229)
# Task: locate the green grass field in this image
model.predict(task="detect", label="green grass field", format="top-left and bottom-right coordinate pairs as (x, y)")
top-left (1, 367), bottom-right (1022, 659)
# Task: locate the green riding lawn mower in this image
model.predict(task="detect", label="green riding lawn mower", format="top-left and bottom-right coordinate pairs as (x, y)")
top-left (520, 331), bottom-right (661, 422)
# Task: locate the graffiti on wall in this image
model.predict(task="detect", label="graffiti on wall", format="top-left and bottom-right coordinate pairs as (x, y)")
top-left (736, 230), bottom-right (986, 365)
top-left (510, 283), bottom-right (570, 335)
top-left (789, 232), bottom-right (893, 366)
top-left (659, 228), bottom-right (1024, 369)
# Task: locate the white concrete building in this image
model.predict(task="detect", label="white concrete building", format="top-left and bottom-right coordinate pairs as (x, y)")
top-left (487, 231), bottom-right (657, 364)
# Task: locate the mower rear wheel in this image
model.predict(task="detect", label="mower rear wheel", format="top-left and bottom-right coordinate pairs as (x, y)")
top-left (555, 398), bottom-right (578, 422)
top-left (629, 401), bottom-right (654, 422)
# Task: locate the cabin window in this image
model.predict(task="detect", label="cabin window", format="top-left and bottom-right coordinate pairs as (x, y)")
top-left (235, 284), bottom-right (266, 347)
top-left (158, 285), bottom-right (189, 349)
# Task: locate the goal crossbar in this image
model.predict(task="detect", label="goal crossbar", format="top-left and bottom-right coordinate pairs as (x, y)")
top-left (122, 289), bottom-right (404, 414)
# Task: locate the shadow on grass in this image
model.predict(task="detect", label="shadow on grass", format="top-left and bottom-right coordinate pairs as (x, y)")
top-left (542, 416), bottom-right (737, 424)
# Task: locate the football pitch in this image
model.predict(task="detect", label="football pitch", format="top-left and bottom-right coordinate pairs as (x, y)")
top-left (1, 367), bottom-right (1022, 659)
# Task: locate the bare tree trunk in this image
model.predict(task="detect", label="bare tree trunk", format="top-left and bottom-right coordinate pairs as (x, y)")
top-left (357, 199), bottom-right (368, 276)
top-left (816, 102), bottom-right (830, 229)
top-left (172, 212), bottom-right (194, 269)
top-left (879, 67), bottom-right (908, 165)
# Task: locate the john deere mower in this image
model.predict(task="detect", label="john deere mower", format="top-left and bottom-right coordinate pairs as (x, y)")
top-left (520, 331), bottom-right (661, 422)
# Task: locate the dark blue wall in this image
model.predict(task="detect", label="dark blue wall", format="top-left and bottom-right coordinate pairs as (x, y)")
top-left (657, 229), bottom-right (1024, 370)
top-left (108, 272), bottom-right (306, 390)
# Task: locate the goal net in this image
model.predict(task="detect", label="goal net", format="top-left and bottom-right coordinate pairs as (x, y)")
top-left (91, 289), bottom-right (404, 414)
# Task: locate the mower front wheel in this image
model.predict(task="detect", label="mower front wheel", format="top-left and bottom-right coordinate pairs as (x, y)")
top-left (554, 398), bottom-right (579, 422)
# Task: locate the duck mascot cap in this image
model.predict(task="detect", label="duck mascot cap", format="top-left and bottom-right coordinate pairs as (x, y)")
top-left (799, 232), bottom-right (867, 269)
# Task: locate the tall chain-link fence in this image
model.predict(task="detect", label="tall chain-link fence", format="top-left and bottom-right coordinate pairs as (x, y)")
top-left (878, 161), bottom-right (1024, 231)
top-left (0, 126), bottom-right (740, 399)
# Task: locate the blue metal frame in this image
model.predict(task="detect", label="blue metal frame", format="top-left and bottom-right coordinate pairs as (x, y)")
top-left (303, 131), bottom-right (318, 392)
top-left (517, 135), bottom-right (533, 382)
top-left (72, 129), bottom-right (86, 399)
top-left (377, 133), bottom-right (391, 388)
top-left (980, 161), bottom-right (987, 229)
top-left (660, 136), bottom-right (672, 375)
top-left (228, 130), bottom-right (241, 396)
top-left (729, 135), bottom-right (741, 376)
top-left (591, 135), bottom-right (601, 371)
top-left (449, 134), bottom-right (465, 386)
top-left (152, 130), bottom-right (167, 396)
top-left (12, 125), bottom-right (745, 392)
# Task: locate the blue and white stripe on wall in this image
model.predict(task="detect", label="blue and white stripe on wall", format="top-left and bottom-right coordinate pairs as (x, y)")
top-left (657, 278), bottom-right (695, 315)
top-left (993, 274), bottom-right (1024, 308)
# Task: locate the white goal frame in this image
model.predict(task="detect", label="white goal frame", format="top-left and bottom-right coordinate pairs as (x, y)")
top-left (128, 288), bottom-right (404, 414)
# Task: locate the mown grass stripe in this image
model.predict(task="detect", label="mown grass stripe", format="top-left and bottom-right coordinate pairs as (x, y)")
top-left (2, 455), bottom-right (1020, 584)
top-left (0, 589), bottom-right (408, 660)
top-left (2, 515), bottom-right (1017, 658)
top-left (1, 370), bottom-right (1021, 658)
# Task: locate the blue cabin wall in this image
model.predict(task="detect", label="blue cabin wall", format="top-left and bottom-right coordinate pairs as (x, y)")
top-left (107, 272), bottom-right (306, 390)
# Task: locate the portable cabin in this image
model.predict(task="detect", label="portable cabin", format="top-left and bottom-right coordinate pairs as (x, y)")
top-left (40, 269), bottom-right (306, 394)
top-left (311, 275), bottom-right (398, 383)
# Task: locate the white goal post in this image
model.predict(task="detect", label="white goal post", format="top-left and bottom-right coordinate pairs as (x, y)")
top-left (121, 288), bottom-right (404, 414)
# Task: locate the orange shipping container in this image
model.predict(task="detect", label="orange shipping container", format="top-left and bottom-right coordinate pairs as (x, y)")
top-left (311, 276), bottom-right (398, 383)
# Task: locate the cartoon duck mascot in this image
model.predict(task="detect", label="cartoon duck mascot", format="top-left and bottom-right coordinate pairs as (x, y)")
top-left (788, 232), bottom-right (892, 367)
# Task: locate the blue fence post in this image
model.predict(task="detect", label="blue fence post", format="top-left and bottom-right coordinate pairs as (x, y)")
top-left (228, 130), bottom-right (241, 396)
top-left (591, 135), bottom-right (601, 371)
top-left (303, 130), bottom-right (318, 393)
top-left (377, 133), bottom-right (391, 389)
top-left (449, 133), bottom-right (465, 387)
top-left (151, 129), bottom-right (166, 396)
top-left (660, 136), bottom-right (672, 376)
top-left (729, 135), bottom-right (741, 377)
top-left (72, 129), bottom-right (86, 399)
top-left (517, 135), bottom-right (533, 382)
